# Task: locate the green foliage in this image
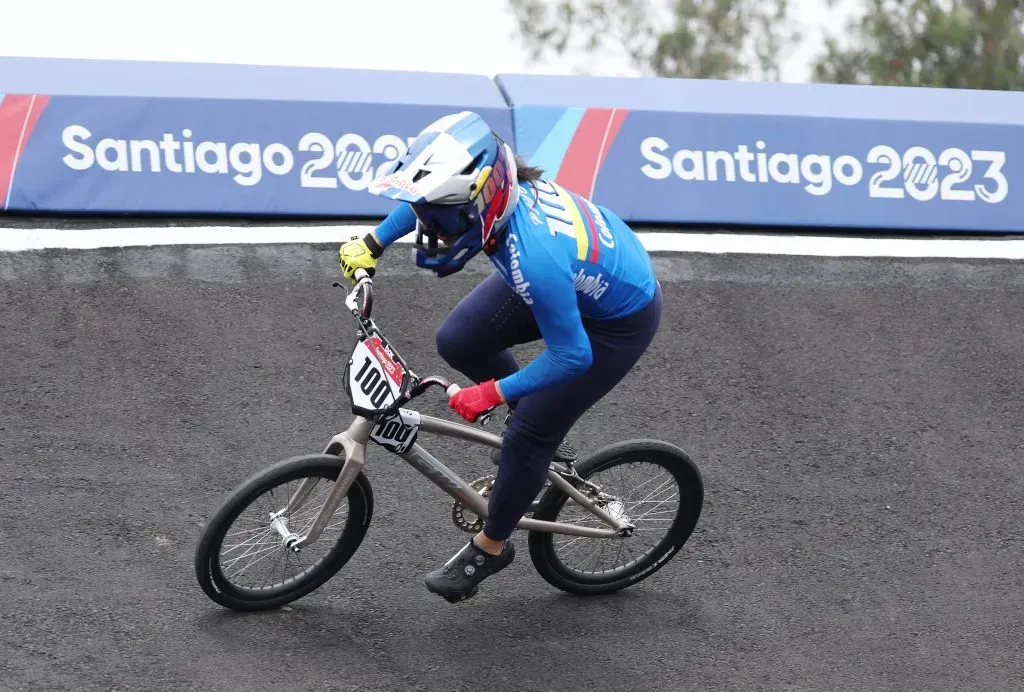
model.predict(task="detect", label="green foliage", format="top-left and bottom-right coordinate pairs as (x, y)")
top-left (506, 0), bottom-right (802, 81)
top-left (812, 0), bottom-right (1024, 90)
top-left (508, 0), bottom-right (1024, 90)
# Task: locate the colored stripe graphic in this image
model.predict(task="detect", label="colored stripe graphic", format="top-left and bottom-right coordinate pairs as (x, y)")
top-left (571, 191), bottom-right (601, 263)
top-left (514, 107), bottom-right (569, 163)
top-left (548, 181), bottom-right (590, 261)
top-left (555, 108), bottom-right (629, 198)
top-left (529, 107), bottom-right (586, 178)
top-left (0, 94), bottom-right (51, 210)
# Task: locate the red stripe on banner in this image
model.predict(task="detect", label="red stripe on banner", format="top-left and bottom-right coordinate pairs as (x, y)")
top-left (0, 94), bottom-right (51, 209)
top-left (554, 108), bottom-right (617, 196)
top-left (590, 109), bottom-right (628, 196)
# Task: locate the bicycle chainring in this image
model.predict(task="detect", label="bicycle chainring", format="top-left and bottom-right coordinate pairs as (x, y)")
top-left (451, 475), bottom-right (495, 534)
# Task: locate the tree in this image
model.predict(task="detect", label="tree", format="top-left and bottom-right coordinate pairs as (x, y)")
top-left (812, 0), bottom-right (1024, 90)
top-left (507, 0), bottom-right (802, 81)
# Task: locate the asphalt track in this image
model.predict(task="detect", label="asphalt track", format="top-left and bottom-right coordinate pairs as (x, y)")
top-left (1, 242), bottom-right (1022, 691)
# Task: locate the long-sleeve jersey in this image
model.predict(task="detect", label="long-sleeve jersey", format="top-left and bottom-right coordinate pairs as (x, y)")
top-left (373, 178), bottom-right (658, 401)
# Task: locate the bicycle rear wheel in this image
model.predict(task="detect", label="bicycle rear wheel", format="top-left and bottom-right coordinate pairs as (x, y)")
top-left (528, 439), bottom-right (703, 596)
top-left (194, 454), bottom-right (374, 611)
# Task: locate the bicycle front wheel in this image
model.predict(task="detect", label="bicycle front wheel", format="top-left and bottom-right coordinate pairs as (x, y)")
top-left (194, 454), bottom-right (374, 611)
top-left (528, 439), bottom-right (703, 596)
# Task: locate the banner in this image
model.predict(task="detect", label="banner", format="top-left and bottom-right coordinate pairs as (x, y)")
top-left (2, 57), bottom-right (1022, 234)
top-left (0, 58), bottom-right (512, 217)
top-left (499, 75), bottom-right (1024, 233)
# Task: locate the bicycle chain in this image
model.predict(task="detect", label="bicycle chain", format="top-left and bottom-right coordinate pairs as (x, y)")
top-left (450, 475), bottom-right (495, 534)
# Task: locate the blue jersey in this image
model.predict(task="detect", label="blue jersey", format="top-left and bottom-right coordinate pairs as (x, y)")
top-left (373, 179), bottom-right (657, 401)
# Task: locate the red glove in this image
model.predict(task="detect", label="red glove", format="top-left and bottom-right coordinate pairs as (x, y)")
top-left (449, 379), bottom-right (505, 423)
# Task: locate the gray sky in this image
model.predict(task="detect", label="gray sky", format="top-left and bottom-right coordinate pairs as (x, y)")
top-left (4, 0), bottom-right (858, 82)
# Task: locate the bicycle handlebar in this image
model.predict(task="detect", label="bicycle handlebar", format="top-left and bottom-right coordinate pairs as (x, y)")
top-left (409, 375), bottom-right (462, 399)
top-left (402, 375), bottom-right (495, 424)
top-left (336, 268), bottom-right (374, 320)
top-left (335, 272), bottom-right (495, 424)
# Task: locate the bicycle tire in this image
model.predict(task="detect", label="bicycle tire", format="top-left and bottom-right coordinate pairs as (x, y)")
top-left (194, 453), bottom-right (374, 611)
top-left (528, 439), bottom-right (703, 596)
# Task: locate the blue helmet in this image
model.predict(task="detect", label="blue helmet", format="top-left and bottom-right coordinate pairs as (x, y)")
top-left (368, 111), bottom-right (520, 276)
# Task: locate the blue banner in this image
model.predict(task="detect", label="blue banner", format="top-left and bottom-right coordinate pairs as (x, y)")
top-left (499, 74), bottom-right (1024, 233)
top-left (1, 57), bottom-right (1022, 233)
top-left (0, 58), bottom-right (512, 217)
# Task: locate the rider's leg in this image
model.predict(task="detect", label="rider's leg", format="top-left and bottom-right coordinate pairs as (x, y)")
top-left (424, 283), bottom-right (663, 600)
top-left (434, 271), bottom-right (540, 385)
top-left (424, 272), bottom-right (543, 602)
top-left (434, 271), bottom-right (578, 462)
top-left (481, 282), bottom-right (664, 545)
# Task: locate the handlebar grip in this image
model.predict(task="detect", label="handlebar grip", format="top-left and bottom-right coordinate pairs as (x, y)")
top-left (441, 381), bottom-right (491, 425)
top-left (348, 268), bottom-right (373, 318)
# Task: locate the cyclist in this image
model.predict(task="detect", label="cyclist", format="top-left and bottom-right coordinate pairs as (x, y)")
top-left (337, 111), bottom-right (662, 603)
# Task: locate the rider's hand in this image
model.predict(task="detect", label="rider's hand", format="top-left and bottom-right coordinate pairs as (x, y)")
top-left (338, 233), bottom-right (384, 283)
top-left (449, 380), bottom-right (505, 423)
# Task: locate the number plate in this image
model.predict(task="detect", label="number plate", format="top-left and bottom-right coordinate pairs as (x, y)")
top-left (369, 408), bottom-right (421, 454)
top-left (346, 333), bottom-right (407, 416)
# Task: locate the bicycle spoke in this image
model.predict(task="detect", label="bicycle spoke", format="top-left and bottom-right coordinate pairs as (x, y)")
top-left (215, 473), bottom-right (352, 592)
top-left (226, 542), bottom-right (283, 577)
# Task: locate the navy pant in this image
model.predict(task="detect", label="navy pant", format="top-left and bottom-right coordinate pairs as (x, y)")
top-left (436, 271), bottom-right (663, 541)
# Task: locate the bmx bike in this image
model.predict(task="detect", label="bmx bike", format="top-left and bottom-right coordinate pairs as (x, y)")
top-left (194, 269), bottom-right (704, 609)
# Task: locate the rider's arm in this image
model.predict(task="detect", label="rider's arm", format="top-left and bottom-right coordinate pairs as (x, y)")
top-left (496, 249), bottom-right (592, 402)
top-left (369, 202), bottom-right (418, 249)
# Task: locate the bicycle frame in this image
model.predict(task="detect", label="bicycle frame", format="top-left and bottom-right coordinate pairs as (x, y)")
top-left (283, 411), bottom-right (633, 550)
top-left (281, 270), bottom-right (634, 551)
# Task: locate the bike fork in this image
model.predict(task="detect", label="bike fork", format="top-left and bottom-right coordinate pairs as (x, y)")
top-left (284, 418), bottom-right (373, 550)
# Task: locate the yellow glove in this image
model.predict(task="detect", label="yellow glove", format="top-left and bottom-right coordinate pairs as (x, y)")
top-left (338, 233), bottom-right (384, 283)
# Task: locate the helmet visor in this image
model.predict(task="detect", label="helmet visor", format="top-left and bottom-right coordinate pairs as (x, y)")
top-left (411, 202), bottom-right (478, 245)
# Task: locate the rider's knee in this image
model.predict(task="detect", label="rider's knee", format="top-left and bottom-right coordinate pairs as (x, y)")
top-left (435, 320), bottom-right (467, 368)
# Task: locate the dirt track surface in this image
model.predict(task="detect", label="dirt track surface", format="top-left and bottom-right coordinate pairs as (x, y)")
top-left (1, 244), bottom-right (1022, 691)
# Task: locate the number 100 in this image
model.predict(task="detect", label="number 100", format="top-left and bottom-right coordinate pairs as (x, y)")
top-left (353, 356), bottom-right (391, 408)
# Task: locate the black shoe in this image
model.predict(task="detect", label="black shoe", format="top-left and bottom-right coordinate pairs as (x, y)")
top-left (489, 412), bottom-right (579, 466)
top-left (424, 538), bottom-right (515, 603)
